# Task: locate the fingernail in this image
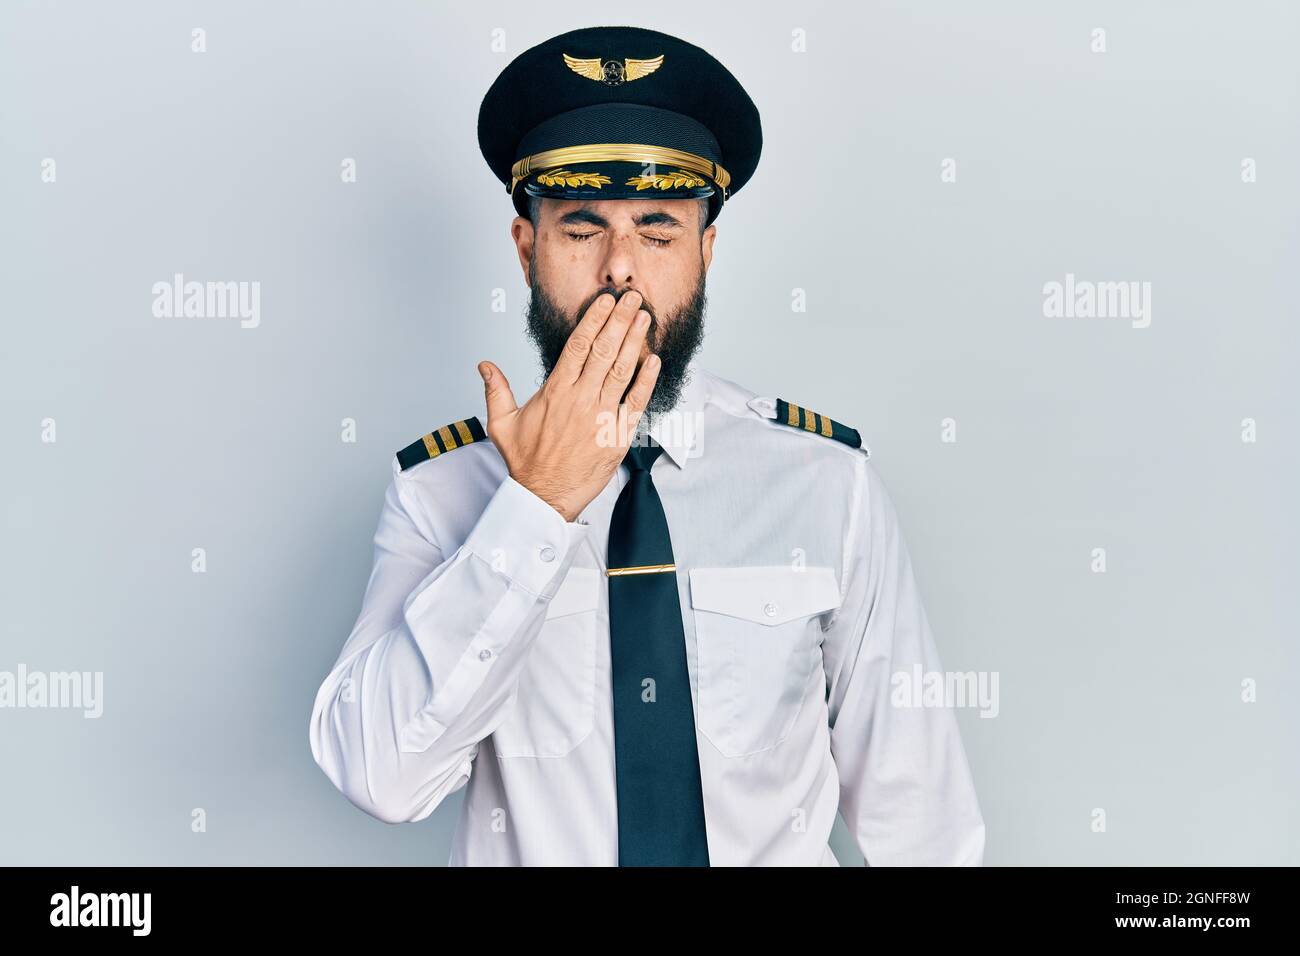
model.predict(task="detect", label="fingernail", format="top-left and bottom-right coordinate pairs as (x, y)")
top-left (479, 363), bottom-right (490, 382)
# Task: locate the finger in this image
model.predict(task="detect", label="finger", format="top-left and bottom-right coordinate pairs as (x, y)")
top-left (577, 289), bottom-right (643, 392)
top-left (620, 352), bottom-right (661, 433)
top-left (479, 360), bottom-right (517, 424)
top-left (550, 292), bottom-right (618, 385)
top-left (600, 308), bottom-right (651, 406)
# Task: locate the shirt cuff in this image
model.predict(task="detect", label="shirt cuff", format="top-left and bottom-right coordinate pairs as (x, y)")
top-left (463, 474), bottom-right (590, 598)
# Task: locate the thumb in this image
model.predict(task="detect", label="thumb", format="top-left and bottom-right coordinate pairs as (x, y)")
top-left (478, 360), bottom-right (517, 423)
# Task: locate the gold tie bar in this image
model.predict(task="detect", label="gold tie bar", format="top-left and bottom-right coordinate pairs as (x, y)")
top-left (605, 563), bottom-right (677, 577)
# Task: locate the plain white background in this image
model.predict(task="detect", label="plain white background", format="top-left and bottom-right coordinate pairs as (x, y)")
top-left (2, 0), bottom-right (1296, 864)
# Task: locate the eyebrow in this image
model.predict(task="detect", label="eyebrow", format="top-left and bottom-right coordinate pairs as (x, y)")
top-left (557, 208), bottom-right (686, 229)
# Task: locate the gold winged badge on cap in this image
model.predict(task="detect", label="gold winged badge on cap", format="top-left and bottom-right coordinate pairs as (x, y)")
top-left (563, 52), bottom-right (664, 85)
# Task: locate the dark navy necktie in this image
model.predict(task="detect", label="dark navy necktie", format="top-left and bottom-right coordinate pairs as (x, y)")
top-left (606, 438), bottom-right (710, 866)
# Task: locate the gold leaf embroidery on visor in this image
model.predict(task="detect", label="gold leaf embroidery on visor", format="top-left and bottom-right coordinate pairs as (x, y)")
top-left (625, 169), bottom-right (708, 191)
top-left (535, 169), bottom-right (613, 188)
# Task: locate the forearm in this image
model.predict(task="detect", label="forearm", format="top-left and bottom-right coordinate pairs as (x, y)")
top-left (309, 474), bottom-right (588, 823)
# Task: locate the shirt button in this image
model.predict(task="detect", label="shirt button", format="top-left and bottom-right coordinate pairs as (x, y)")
top-left (762, 602), bottom-right (778, 618)
top-left (539, 546), bottom-right (556, 563)
top-left (478, 649), bottom-right (493, 662)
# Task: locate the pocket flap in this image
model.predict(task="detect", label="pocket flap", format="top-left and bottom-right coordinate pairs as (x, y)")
top-left (688, 566), bottom-right (841, 626)
top-left (545, 567), bottom-right (601, 619)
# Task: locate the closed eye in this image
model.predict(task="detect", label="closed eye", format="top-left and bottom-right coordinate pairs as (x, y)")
top-left (564, 231), bottom-right (673, 248)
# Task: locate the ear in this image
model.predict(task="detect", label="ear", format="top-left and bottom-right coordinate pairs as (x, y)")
top-left (701, 222), bottom-right (717, 273)
top-left (511, 215), bottom-right (535, 286)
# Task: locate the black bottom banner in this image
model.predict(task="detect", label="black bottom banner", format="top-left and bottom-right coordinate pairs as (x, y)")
top-left (0, 865), bottom-right (1284, 942)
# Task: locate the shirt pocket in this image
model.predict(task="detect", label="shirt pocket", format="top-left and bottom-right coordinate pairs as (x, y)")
top-left (492, 567), bottom-right (600, 759)
top-left (689, 566), bottom-right (842, 758)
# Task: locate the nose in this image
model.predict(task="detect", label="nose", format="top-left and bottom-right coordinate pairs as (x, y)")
top-left (601, 235), bottom-right (636, 290)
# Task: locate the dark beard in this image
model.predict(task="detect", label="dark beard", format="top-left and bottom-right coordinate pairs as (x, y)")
top-left (525, 261), bottom-right (706, 416)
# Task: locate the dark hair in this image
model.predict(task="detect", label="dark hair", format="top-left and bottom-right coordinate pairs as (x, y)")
top-left (528, 194), bottom-right (710, 236)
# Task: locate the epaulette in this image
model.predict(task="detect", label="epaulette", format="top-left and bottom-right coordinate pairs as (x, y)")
top-left (395, 416), bottom-right (487, 471)
top-left (773, 398), bottom-right (862, 449)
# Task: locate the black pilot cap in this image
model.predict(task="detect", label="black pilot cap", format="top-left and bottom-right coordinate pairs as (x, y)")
top-left (478, 25), bottom-right (762, 228)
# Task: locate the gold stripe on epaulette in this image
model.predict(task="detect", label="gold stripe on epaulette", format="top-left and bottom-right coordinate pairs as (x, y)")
top-left (397, 415), bottom-right (487, 472)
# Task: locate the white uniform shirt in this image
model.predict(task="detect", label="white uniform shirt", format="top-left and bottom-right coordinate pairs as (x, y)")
top-left (309, 364), bottom-right (985, 866)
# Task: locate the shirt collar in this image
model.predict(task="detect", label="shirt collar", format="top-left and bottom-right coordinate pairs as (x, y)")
top-left (645, 361), bottom-right (707, 470)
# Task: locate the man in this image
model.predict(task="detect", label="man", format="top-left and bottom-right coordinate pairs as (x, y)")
top-left (309, 25), bottom-right (985, 866)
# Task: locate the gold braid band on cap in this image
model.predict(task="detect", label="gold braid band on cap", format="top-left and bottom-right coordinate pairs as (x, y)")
top-left (510, 143), bottom-right (731, 198)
